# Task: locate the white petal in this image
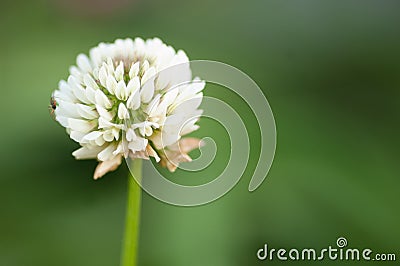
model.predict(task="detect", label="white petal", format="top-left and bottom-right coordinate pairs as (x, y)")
top-left (84, 74), bottom-right (99, 90)
top-left (140, 66), bottom-right (156, 103)
top-left (55, 115), bottom-right (68, 127)
top-left (68, 118), bottom-right (96, 133)
top-left (98, 117), bottom-right (124, 129)
top-left (96, 105), bottom-right (114, 121)
top-left (106, 75), bottom-right (117, 95)
top-left (98, 143), bottom-right (117, 161)
top-left (161, 130), bottom-right (181, 147)
top-left (115, 80), bottom-right (127, 100)
top-left (142, 66), bottom-right (156, 84)
top-left (134, 121), bottom-right (158, 137)
top-left (162, 88), bottom-right (179, 107)
top-left (126, 89), bottom-right (140, 110)
top-left (95, 136), bottom-right (106, 146)
top-left (103, 130), bottom-right (114, 142)
top-left (144, 126), bottom-right (153, 136)
top-left (77, 54), bottom-right (92, 72)
top-left (68, 76), bottom-right (90, 104)
top-left (163, 113), bottom-right (186, 126)
top-left (106, 57), bottom-right (114, 73)
top-left (83, 131), bottom-right (103, 141)
top-left (171, 95), bottom-right (202, 115)
top-left (115, 61), bottom-right (124, 82)
top-left (92, 68), bottom-right (99, 80)
top-left (155, 71), bottom-right (170, 91)
top-left (98, 117), bottom-right (113, 129)
top-left (134, 37), bottom-right (145, 50)
top-left (124, 38), bottom-right (134, 58)
top-left (115, 39), bottom-right (125, 54)
top-left (145, 94), bottom-right (161, 115)
top-left (181, 123), bottom-right (199, 136)
top-left (89, 47), bottom-right (103, 66)
top-left (126, 128), bottom-right (136, 142)
top-left (118, 103), bottom-right (130, 119)
top-left (72, 86), bottom-right (90, 105)
top-left (128, 137), bottom-right (148, 152)
top-left (138, 126), bottom-right (145, 136)
top-left (112, 128), bottom-right (120, 140)
top-left (113, 141), bottom-right (127, 155)
top-left (57, 80), bottom-right (77, 102)
top-left (95, 90), bottom-right (112, 109)
top-left (56, 100), bottom-right (80, 118)
top-left (134, 121), bottom-right (159, 129)
top-left (141, 60), bottom-right (150, 74)
top-left (85, 86), bottom-right (96, 104)
top-left (76, 104), bottom-right (98, 120)
top-left (126, 76), bottom-right (140, 96)
top-left (129, 62), bottom-right (140, 79)
top-left (190, 78), bottom-right (206, 94)
top-left (70, 131), bottom-right (86, 143)
top-left (72, 145), bottom-right (104, 160)
top-left (98, 65), bottom-right (108, 87)
top-left (69, 66), bottom-right (82, 80)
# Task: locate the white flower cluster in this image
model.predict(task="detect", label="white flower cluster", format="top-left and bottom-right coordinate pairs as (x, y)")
top-left (53, 38), bottom-right (204, 179)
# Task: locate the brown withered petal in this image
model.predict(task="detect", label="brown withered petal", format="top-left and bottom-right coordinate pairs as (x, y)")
top-left (93, 155), bottom-right (122, 179)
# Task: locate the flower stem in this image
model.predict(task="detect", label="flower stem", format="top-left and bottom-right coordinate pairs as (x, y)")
top-left (120, 159), bottom-right (142, 266)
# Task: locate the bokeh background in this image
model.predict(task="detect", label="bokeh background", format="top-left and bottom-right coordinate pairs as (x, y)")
top-left (1, 0), bottom-right (399, 265)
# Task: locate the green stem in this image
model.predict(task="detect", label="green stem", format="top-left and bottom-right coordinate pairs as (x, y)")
top-left (120, 159), bottom-right (142, 266)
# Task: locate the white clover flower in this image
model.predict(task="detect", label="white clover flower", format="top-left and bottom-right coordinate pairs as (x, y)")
top-left (53, 38), bottom-right (204, 179)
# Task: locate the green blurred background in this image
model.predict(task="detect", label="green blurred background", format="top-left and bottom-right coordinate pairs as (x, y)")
top-left (1, 0), bottom-right (399, 265)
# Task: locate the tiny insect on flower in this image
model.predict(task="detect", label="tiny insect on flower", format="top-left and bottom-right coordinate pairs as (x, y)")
top-left (49, 93), bottom-right (57, 119)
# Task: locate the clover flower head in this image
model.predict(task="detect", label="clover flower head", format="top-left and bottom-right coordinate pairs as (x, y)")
top-left (53, 38), bottom-right (204, 179)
